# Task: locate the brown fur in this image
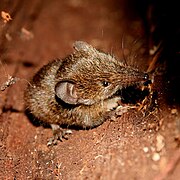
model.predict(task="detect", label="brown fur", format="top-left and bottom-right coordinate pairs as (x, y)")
top-left (25, 41), bottom-right (149, 128)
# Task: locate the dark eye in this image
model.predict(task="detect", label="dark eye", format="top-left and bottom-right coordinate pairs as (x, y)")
top-left (143, 73), bottom-right (149, 80)
top-left (102, 81), bottom-right (110, 87)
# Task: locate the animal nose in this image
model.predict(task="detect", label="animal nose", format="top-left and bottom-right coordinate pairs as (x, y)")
top-left (143, 73), bottom-right (149, 80)
top-left (143, 73), bottom-right (152, 86)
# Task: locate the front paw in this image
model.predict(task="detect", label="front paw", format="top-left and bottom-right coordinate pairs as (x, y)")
top-left (47, 124), bottom-right (72, 146)
top-left (105, 97), bottom-right (121, 111)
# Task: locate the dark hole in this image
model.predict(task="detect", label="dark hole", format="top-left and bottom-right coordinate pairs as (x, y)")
top-left (119, 85), bottom-right (150, 104)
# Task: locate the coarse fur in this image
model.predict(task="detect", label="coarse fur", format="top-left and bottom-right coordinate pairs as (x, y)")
top-left (25, 41), bottom-right (149, 128)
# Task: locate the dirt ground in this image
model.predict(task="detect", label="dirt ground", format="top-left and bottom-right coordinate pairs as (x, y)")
top-left (0, 0), bottom-right (180, 179)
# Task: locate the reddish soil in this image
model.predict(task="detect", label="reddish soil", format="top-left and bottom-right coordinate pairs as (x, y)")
top-left (0, 1), bottom-right (179, 179)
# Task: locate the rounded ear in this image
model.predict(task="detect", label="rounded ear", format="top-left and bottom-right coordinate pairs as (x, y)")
top-left (73, 41), bottom-right (91, 52)
top-left (73, 41), bottom-right (97, 55)
top-left (73, 41), bottom-right (100, 60)
top-left (55, 81), bottom-right (78, 105)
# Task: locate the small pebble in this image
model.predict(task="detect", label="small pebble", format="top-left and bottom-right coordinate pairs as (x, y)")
top-left (156, 134), bottom-right (165, 152)
top-left (143, 147), bottom-right (149, 153)
top-left (152, 153), bottom-right (160, 161)
top-left (171, 108), bottom-right (178, 115)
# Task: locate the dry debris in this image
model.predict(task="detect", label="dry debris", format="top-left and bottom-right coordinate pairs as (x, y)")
top-left (1, 11), bottom-right (12, 23)
top-left (20, 27), bottom-right (34, 40)
top-left (0, 75), bottom-right (20, 91)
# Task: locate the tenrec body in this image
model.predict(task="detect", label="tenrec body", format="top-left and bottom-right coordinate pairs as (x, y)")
top-left (25, 41), bottom-right (149, 129)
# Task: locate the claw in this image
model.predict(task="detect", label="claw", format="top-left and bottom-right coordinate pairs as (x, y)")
top-left (47, 124), bottom-right (72, 146)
